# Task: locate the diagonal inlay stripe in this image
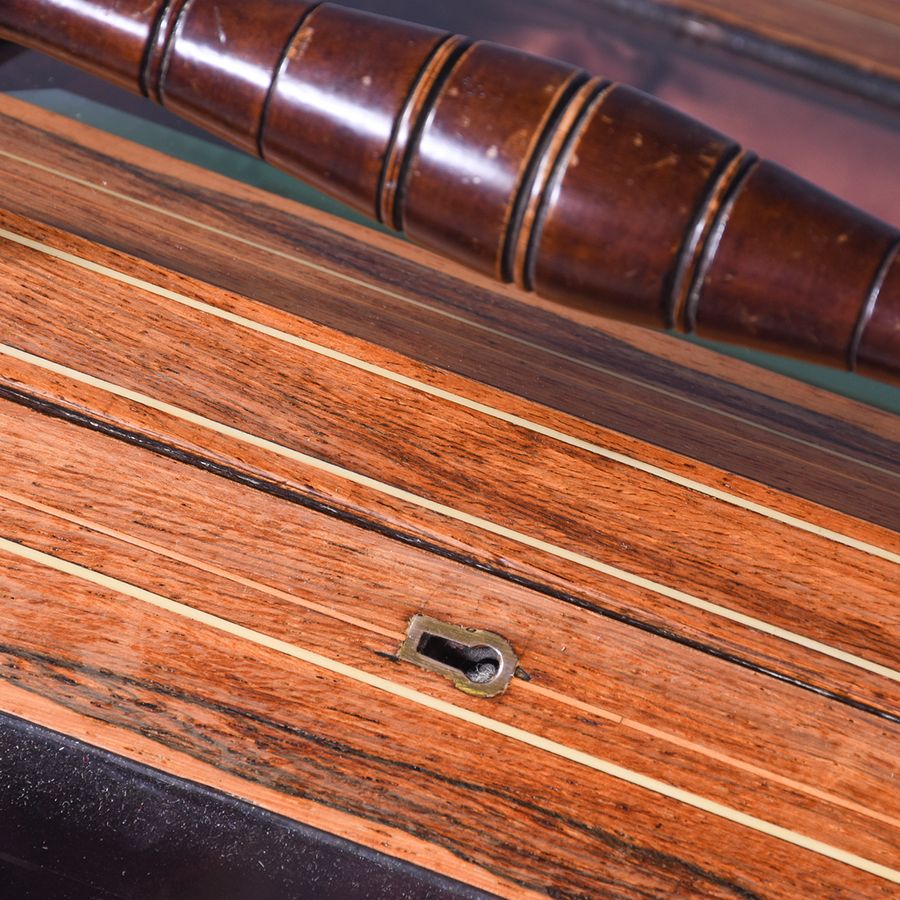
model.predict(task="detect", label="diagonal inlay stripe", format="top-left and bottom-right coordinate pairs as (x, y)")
top-left (0, 149), bottom-right (897, 486)
top-left (0, 226), bottom-right (896, 565)
top-left (1, 486), bottom-right (896, 830)
top-left (0, 342), bottom-right (896, 682)
top-left (0, 536), bottom-right (897, 884)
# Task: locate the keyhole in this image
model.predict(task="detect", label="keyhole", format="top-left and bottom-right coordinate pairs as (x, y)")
top-left (416, 633), bottom-right (502, 685)
top-left (398, 615), bottom-right (517, 698)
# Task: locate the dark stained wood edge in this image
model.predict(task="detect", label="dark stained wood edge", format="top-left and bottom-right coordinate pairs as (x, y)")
top-left (0, 710), bottom-right (488, 900)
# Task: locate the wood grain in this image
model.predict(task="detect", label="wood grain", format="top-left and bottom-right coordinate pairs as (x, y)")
top-left (2, 401), bottom-right (898, 836)
top-left (5, 553), bottom-right (895, 898)
top-left (1, 394), bottom-right (898, 895)
top-left (5, 2), bottom-right (898, 377)
top-left (0, 96), bottom-right (897, 532)
top-left (0, 94), bottom-right (898, 896)
top-left (2, 209), bottom-right (898, 679)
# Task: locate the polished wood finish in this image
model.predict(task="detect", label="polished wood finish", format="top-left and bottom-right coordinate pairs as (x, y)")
top-left (160, 0), bottom-right (313, 148)
top-left (858, 242), bottom-right (900, 382)
top-left (1, 95), bottom-right (896, 535)
top-left (0, 0), bottom-right (167, 91)
top-left (262, 5), bottom-right (446, 216)
top-left (141, 0), bottom-right (191, 103)
top-left (0, 205), bottom-right (898, 896)
top-left (400, 43), bottom-right (580, 279)
top-left (2, 0), bottom-right (897, 380)
top-left (529, 82), bottom-right (741, 328)
top-left (0, 92), bottom-right (898, 894)
top-left (4, 205), bottom-right (898, 709)
top-left (691, 160), bottom-right (898, 365)
top-left (336, 0), bottom-right (900, 225)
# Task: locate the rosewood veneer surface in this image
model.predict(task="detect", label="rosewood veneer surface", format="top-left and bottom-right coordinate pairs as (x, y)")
top-left (0, 96), bottom-right (897, 896)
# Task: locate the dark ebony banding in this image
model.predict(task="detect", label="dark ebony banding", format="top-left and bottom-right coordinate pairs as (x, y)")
top-left (381, 34), bottom-right (470, 228)
top-left (400, 42), bottom-right (582, 280)
top-left (690, 160), bottom-right (898, 365)
top-left (157, 0), bottom-right (315, 151)
top-left (521, 78), bottom-right (611, 294)
top-left (682, 153), bottom-right (759, 333)
top-left (500, 70), bottom-right (589, 284)
top-left (665, 143), bottom-right (745, 330)
top-left (142, 0), bottom-right (190, 101)
top-left (256, 3), bottom-right (322, 158)
top-left (530, 83), bottom-right (739, 328)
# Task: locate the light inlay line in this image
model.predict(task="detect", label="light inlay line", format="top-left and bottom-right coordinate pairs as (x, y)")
top-left (1, 342), bottom-right (897, 683)
top-left (1, 536), bottom-right (897, 884)
top-left (0, 148), bottom-right (896, 484)
top-left (2, 487), bottom-right (895, 831)
top-left (521, 681), bottom-right (900, 830)
top-left (1, 226), bottom-right (897, 566)
top-left (0, 488), bottom-right (404, 641)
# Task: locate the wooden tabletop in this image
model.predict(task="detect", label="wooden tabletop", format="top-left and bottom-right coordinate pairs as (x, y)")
top-left (0, 92), bottom-right (897, 896)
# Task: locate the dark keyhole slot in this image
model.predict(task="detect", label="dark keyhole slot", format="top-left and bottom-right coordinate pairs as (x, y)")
top-left (416, 633), bottom-right (502, 684)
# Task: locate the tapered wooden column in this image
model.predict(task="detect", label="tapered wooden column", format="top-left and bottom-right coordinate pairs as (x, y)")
top-left (1, 0), bottom-right (897, 380)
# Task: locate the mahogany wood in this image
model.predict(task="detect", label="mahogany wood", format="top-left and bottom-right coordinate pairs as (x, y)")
top-left (398, 42), bottom-right (579, 279)
top-left (528, 82), bottom-right (741, 327)
top-left (1, 0), bottom-right (898, 380)
top-left (334, 0), bottom-right (900, 233)
top-left (858, 245), bottom-right (900, 382)
top-left (691, 160), bottom-right (898, 362)
top-left (260, 5), bottom-right (445, 216)
top-left (0, 0), bottom-right (168, 91)
top-left (160, 0), bottom-right (313, 146)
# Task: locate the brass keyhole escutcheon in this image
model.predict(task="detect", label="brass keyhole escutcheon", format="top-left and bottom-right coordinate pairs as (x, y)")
top-left (398, 614), bottom-right (518, 698)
